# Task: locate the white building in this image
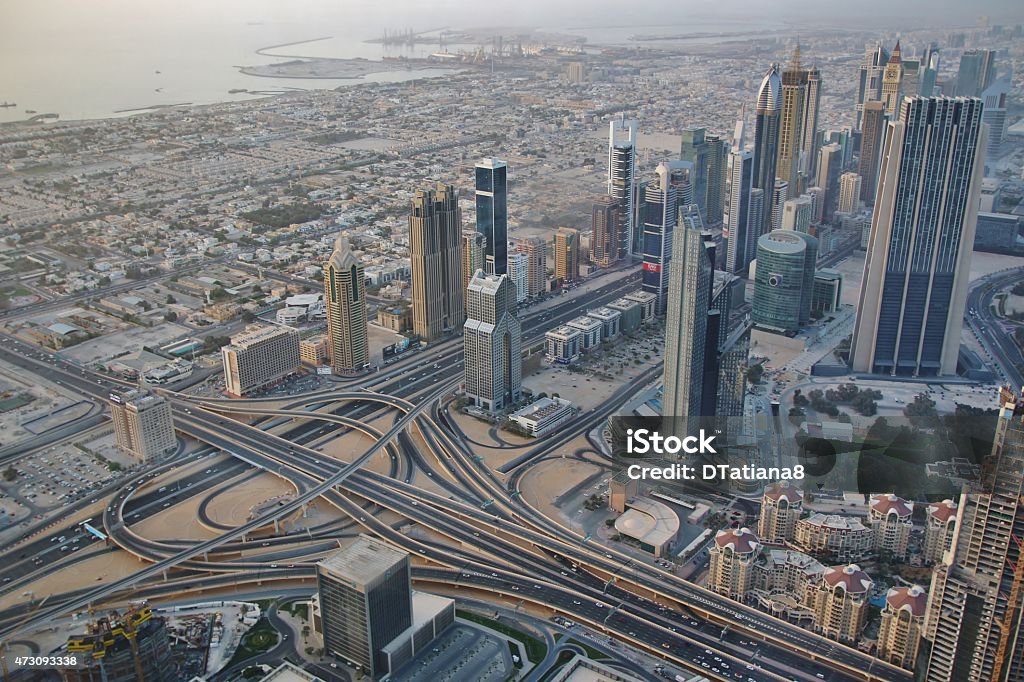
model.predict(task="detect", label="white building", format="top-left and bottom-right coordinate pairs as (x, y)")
top-left (509, 397), bottom-right (574, 437)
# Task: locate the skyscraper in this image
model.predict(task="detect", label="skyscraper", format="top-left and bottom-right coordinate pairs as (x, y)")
top-left (851, 96), bottom-right (985, 376)
top-left (838, 172), bottom-right (862, 214)
top-left (921, 44), bottom-right (940, 97)
top-left (317, 536), bottom-right (412, 678)
top-left (753, 64), bottom-right (783, 238)
top-left (770, 179), bottom-right (789, 232)
top-left (816, 143), bottom-right (844, 223)
top-left (608, 118), bottom-right (639, 257)
top-left (221, 324), bottom-right (301, 397)
top-left (855, 42), bottom-right (889, 132)
top-left (516, 237), bottom-right (547, 297)
top-left (777, 46), bottom-right (808, 194)
top-left (881, 41), bottom-right (904, 115)
top-left (956, 49), bottom-right (997, 98)
top-left (108, 389), bottom-right (176, 461)
top-left (858, 101), bottom-right (887, 206)
top-left (781, 195), bottom-right (813, 233)
top-left (704, 133), bottom-right (727, 226)
top-left (554, 227), bottom-right (580, 284)
top-left (922, 387), bottom-right (1024, 681)
top-left (642, 161), bottom-right (688, 315)
top-left (461, 231), bottom-right (485, 302)
top-left (324, 236), bottom-right (369, 372)
top-left (409, 184), bottom-right (463, 342)
top-left (662, 222), bottom-right (713, 427)
top-left (801, 64), bottom-right (823, 181)
top-left (507, 251), bottom-right (528, 303)
top-left (475, 158), bottom-right (508, 276)
top-left (591, 197), bottom-right (623, 268)
top-left (724, 116), bottom-right (755, 275)
top-left (680, 127), bottom-right (710, 221)
top-left (981, 80), bottom-right (1009, 160)
top-left (464, 272), bottom-right (522, 411)
top-left (752, 230), bottom-right (818, 333)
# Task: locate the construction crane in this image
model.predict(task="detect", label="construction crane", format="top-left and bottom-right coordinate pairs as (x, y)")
top-left (66, 605), bottom-right (152, 682)
top-left (992, 510), bottom-right (1024, 681)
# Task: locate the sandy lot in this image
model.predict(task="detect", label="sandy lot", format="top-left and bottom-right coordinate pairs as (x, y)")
top-left (519, 456), bottom-right (606, 527)
top-left (203, 471), bottom-right (298, 528)
top-left (0, 547), bottom-right (150, 611)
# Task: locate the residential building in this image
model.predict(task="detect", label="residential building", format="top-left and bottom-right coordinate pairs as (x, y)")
top-left (809, 564), bottom-right (874, 643)
top-left (879, 586), bottom-right (928, 669)
top-left (851, 96), bottom-right (985, 377)
top-left (802, 63), bottom-right (822, 181)
top-left (838, 173), bottom-right (862, 214)
top-left (591, 197), bottom-right (623, 267)
top-left (475, 158), bottom-right (508, 275)
top-left (507, 252), bottom-right (528, 303)
top-left (221, 324), bottom-right (301, 397)
top-left (868, 494), bottom-right (914, 560)
top-left (409, 184), bottom-right (463, 342)
top-left (758, 481), bottom-right (804, 544)
top-left (324, 236), bottom-right (369, 372)
top-left (708, 528), bottom-right (761, 600)
top-left (299, 335), bottom-right (329, 367)
top-left (516, 237), bottom-right (547, 298)
top-left (554, 227), bottom-right (580, 284)
top-left (463, 272), bottom-right (521, 411)
top-left (794, 514), bottom-right (873, 563)
top-left (923, 499), bottom-right (957, 565)
top-left (461, 231), bottom-right (485, 302)
top-left (108, 389), bottom-right (176, 461)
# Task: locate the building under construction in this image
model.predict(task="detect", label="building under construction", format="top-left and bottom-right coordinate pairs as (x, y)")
top-left (62, 606), bottom-right (174, 682)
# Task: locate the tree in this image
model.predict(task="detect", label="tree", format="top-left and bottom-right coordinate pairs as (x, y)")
top-left (166, 294), bottom-right (176, 304)
top-left (2, 466), bottom-right (17, 482)
top-left (164, 311), bottom-right (178, 322)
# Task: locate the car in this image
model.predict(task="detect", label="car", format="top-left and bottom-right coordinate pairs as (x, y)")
top-left (595, 602), bottom-right (604, 608)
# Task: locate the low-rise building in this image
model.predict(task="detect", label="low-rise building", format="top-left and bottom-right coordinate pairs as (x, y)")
top-left (508, 397), bottom-right (574, 437)
top-left (614, 496), bottom-right (680, 558)
top-left (300, 335), bottom-right (329, 367)
top-left (606, 297), bottom-right (641, 333)
top-left (624, 291), bottom-right (657, 322)
top-left (377, 307), bottom-right (411, 333)
top-left (545, 325), bottom-right (582, 364)
top-left (586, 307), bottom-right (621, 340)
top-left (566, 315), bottom-right (602, 350)
top-left (793, 514), bottom-right (873, 563)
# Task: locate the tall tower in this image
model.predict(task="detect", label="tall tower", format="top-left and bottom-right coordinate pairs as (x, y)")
top-left (409, 184), bottom-right (464, 341)
top-left (591, 197), bottom-right (623, 268)
top-left (881, 41), bottom-right (904, 115)
top-left (922, 387), bottom-right (1024, 681)
top-left (921, 44), bottom-right (940, 97)
top-left (642, 162), bottom-right (689, 315)
top-left (851, 96), bottom-right (985, 377)
top-left (516, 237), bottom-right (547, 297)
top-left (554, 227), bottom-right (580, 284)
top-left (838, 172), bottom-right (862, 214)
top-left (801, 63), bottom-right (823, 181)
top-left (680, 127), bottom-right (710, 221)
top-left (463, 272), bottom-right (522, 411)
top-left (108, 389), bottom-right (176, 461)
top-left (753, 64), bottom-right (783, 239)
top-left (752, 230), bottom-right (817, 334)
top-left (956, 49), bottom-right (997, 98)
top-left (704, 133), bottom-right (727, 226)
top-left (608, 118), bottom-right (639, 257)
top-left (854, 42), bottom-right (889, 131)
top-left (461, 231), bottom-right (485, 303)
top-left (475, 158), bottom-right (508, 276)
top-left (770, 179), bottom-right (789, 232)
top-left (857, 101), bottom-right (887, 206)
top-left (777, 45), bottom-right (808, 194)
top-left (816, 143), bottom-right (844, 223)
top-left (324, 236), bottom-right (369, 372)
top-left (724, 115), bottom-right (755, 276)
top-left (662, 220), bottom-right (714, 429)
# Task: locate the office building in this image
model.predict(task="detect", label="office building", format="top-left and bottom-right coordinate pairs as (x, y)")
top-left (109, 389), bottom-right (176, 461)
top-left (923, 387), bottom-right (1024, 682)
top-left (708, 528), bottom-right (761, 599)
top-left (516, 237), bottom-right (547, 298)
top-left (545, 325), bottom-right (582, 364)
top-left (770, 179), bottom-right (789, 232)
top-left (567, 315), bottom-right (602, 350)
top-left (811, 270), bottom-right (843, 315)
top-left (855, 42), bottom-right (889, 131)
top-left (324, 236), bottom-right (369, 372)
top-left (554, 227), bottom-right (580, 284)
top-left (802, 63), bottom-right (822, 181)
top-left (758, 481), bottom-right (804, 544)
top-left (753, 64), bottom-right (783, 238)
top-left (881, 41), bottom-right (904, 115)
top-left (902, 57), bottom-right (922, 98)
top-left (816, 143), bottom-right (843, 222)
top-left (587, 307), bottom-right (621, 340)
top-left (591, 197), bottom-right (623, 268)
top-left (921, 44), bottom-right (940, 97)
top-left (794, 514), bottom-right (873, 563)
top-left (782, 195), bottom-right (812, 233)
top-left (461, 231), bottom-right (485, 304)
top-left (956, 49), bottom-right (996, 97)
top-left (705, 133), bottom-right (727, 226)
top-left (777, 45), bottom-right (808, 193)
top-left (809, 564), bottom-right (874, 643)
top-left (923, 499), bottom-right (957, 565)
top-left (981, 80), bottom-right (1009, 160)
top-left (222, 324), bottom-right (301, 397)
top-left (300, 335), bottom-right (329, 367)
top-left (317, 536), bottom-right (412, 678)
top-left (625, 290), bottom-right (657, 322)
top-left (607, 297), bottom-right (641, 333)
top-left (752, 230), bottom-right (817, 334)
top-left (838, 173), bottom-right (862, 214)
top-left (724, 115), bottom-right (755, 275)
top-left (858, 101), bottom-right (887, 206)
top-left (878, 586), bottom-right (928, 669)
top-left (475, 158), bottom-right (508, 275)
top-left (464, 272), bottom-right (521, 411)
top-left (509, 397), bottom-right (574, 437)
top-left (507, 251), bottom-right (528, 303)
top-left (868, 494), bottom-right (913, 560)
top-left (609, 118), bottom-right (639, 257)
top-left (851, 96), bottom-right (985, 377)
top-left (564, 61), bottom-right (585, 83)
top-left (716, 323), bottom-right (751, 421)
top-left (662, 224), bottom-right (713, 426)
top-left (680, 127), bottom-right (710, 220)
top-left (409, 184), bottom-right (463, 342)
top-left (642, 162), bottom-right (687, 315)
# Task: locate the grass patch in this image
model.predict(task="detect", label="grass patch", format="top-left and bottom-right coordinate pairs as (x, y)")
top-left (457, 609), bottom-right (546, 663)
top-left (225, 617), bottom-right (279, 667)
top-left (567, 638), bottom-right (605, 660)
top-left (278, 599), bottom-right (309, 621)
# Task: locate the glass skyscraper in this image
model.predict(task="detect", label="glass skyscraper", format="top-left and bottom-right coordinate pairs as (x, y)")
top-left (608, 118), bottom-right (639, 257)
top-left (475, 158), bottom-right (508, 276)
top-left (642, 161), bottom-right (691, 315)
top-left (851, 96), bottom-right (986, 377)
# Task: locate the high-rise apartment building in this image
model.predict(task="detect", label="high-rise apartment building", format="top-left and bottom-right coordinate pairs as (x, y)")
top-left (507, 251), bottom-right (528, 303)
top-left (705, 133), bottom-right (727, 226)
top-left (855, 42), bottom-right (889, 131)
top-left (857, 101), bottom-right (887, 206)
top-left (708, 528), bottom-right (761, 600)
top-left (758, 481), bottom-right (803, 544)
top-left (608, 118), bottom-right (639, 257)
top-left (802, 64), bottom-right (822, 180)
top-left (554, 227), bottom-right (580, 284)
top-left (770, 179), bottom-right (789, 232)
top-left (923, 499), bottom-right (958, 565)
top-left (878, 586), bottom-right (928, 670)
top-left (781, 195), bottom-right (813, 233)
top-left (109, 389), bottom-right (176, 461)
top-left (642, 162), bottom-right (688, 315)
top-left (409, 184), bottom-right (463, 342)
top-left (923, 387), bottom-right (1024, 681)
top-left (662, 223), bottom-right (713, 427)
top-left (221, 324), bottom-right (301, 397)
top-left (851, 96), bottom-right (985, 377)
top-left (881, 41), bottom-right (904, 115)
top-left (808, 564), bottom-right (874, 643)
top-left (724, 116), bottom-right (755, 276)
top-left (591, 197), bottom-right (623, 268)
top-left (753, 64), bottom-right (783, 238)
top-left (475, 158), bottom-right (508, 276)
top-left (461, 231), bottom-right (485, 303)
top-left (816, 143), bottom-right (843, 223)
top-left (777, 46), bottom-right (808, 193)
top-left (752, 230), bottom-right (817, 334)
top-left (317, 536), bottom-right (412, 678)
top-left (837, 172), bottom-right (862, 214)
top-left (516, 237), bottom-right (547, 297)
top-left (324, 236), bottom-right (369, 372)
top-left (956, 49), bottom-right (997, 98)
top-left (464, 272), bottom-right (522, 411)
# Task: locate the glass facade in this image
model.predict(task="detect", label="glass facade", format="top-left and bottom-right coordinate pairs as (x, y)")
top-left (475, 160), bottom-right (507, 276)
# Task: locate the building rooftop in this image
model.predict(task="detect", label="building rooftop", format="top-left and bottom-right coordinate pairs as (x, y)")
top-left (714, 527), bottom-right (760, 555)
top-left (262, 662), bottom-right (325, 682)
top-left (318, 535), bottom-right (408, 587)
top-left (885, 585), bottom-right (927, 616)
top-left (800, 514), bottom-right (868, 531)
top-left (928, 499), bottom-right (957, 523)
top-left (546, 325), bottom-right (581, 338)
top-left (227, 323), bottom-right (296, 349)
top-left (511, 397), bottom-right (572, 421)
top-left (870, 493), bottom-right (913, 518)
top-left (822, 564), bottom-right (873, 593)
top-left (616, 497), bottom-right (679, 549)
top-left (763, 481), bottom-right (803, 504)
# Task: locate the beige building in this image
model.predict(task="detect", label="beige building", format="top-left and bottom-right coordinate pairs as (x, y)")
top-left (221, 324), bottom-right (301, 397)
top-left (461, 231), bottom-right (485, 305)
top-left (409, 185), bottom-right (464, 342)
top-left (794, 514), bottom-right (873, 563)
top-left (878, 585), bottom-right (928, 669)
top-left (109, 389), bottom-right (176, 461)
top-left (808, 564), bottom-right (874, 643)
top-left (377, 307), bottom-right (411, 333)
top-left (923, 499), bottom-right (957, 565)
top-left (516, 237), bottom-right (547, 297)
top-left (708, 528), bottom-right (761, 600)
top-left (868, 493), bottom-right (914, 560)
top-left (838, 172), bottom-right (862, 214)
top-left (608, 472), bottom-right (638, 514)
top-left (758, 481), bottom-right (804, 544)
top-left (324, 236), bottom-right (369, 372)
top-left (749, 548), bottom-right (825, 625)
top-left (299, 335), bottom-right (329, 367)
top-left (554, 227), bottom-right (580, 284)
top-left (463, 272), bottom-right (521, 411)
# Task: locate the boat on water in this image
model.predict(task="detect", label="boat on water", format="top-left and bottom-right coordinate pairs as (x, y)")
top-left (0, 102), bottom-right (15, 108)
top-left (228, 88), bottom-right (248, 94)
top-left (25, 109), bottom-right (36, 114)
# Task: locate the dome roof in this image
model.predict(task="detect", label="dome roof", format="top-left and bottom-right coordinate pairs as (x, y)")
top-left (764, 481), bottom-right (803, 504)
top-left (757, 64), bottom-right (782, 112)
top-left (822, 564), bottom-right (873, 594)
top-left (928, 499), bottom-right (957, 523)
top-left (714, 527), bottom-right (760, 555)
top-left (886, 585), bottom-right (927, 616)
top-left (870, 493), bottom-right (913, 518)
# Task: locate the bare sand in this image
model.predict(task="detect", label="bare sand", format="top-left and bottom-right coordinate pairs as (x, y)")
top-left (0, 547), bottom-right (149, 611)
top-left (202, 471), bottom-right (298, 527)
